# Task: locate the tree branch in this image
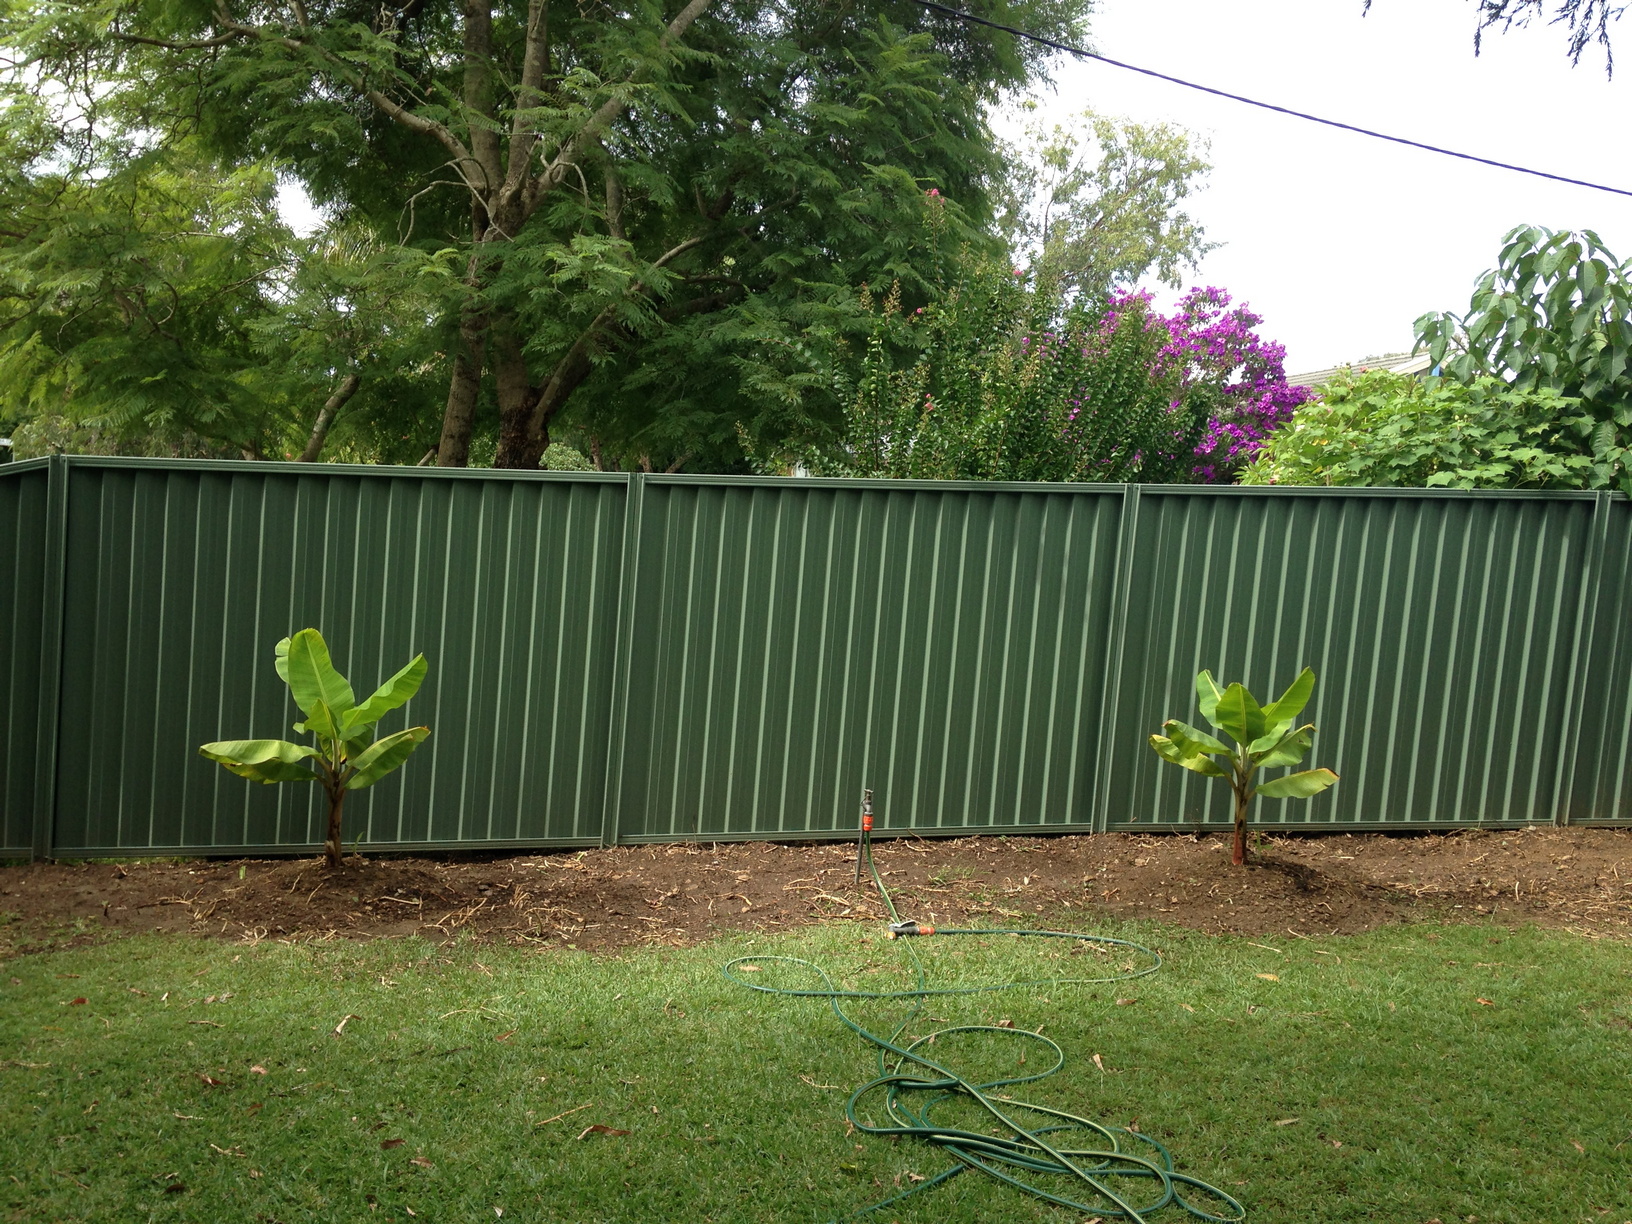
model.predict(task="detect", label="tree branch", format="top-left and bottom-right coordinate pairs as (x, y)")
top-left (207, 11), bottom-right (483, 190)
top-left (517, 227), bottom-right (721, 450)
top-left (297, 372), bottom-right (361, 462)
top-left (463, 0), bottom-right (502, 193)
top-left (502, 0), bottom-right (551, 195)
top-left (516, 0), bottom-right (715, 217)
top-left (604, 159), bottom-right (626, 240)
top-left (109, 29), bottom-right (241, 49)
top-left (656, 287), bottom-right (742, 322)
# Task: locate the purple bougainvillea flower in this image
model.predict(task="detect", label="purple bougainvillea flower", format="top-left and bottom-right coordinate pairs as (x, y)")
top-left (1099, 286), bottom-right (1306, 481)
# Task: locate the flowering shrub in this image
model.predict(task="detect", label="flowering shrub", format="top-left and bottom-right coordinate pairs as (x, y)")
top-left (771, 183), bottom-right (1303, 483)
top-left (809, 272), bottom-right (1304, 483)
top-left (1105, 287), bottom-right (1310, 482)
top-left (811, 265), bottom-right (1207, 482)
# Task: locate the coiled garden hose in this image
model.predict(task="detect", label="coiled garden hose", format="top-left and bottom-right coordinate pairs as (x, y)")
top-left (723, 816), bottom-right (1243, 1223)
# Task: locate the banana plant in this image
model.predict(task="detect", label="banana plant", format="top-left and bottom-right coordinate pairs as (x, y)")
top-left (1149, 667), bottom-right (1338, 866)
top-left (200, 629), bottom-right (430, 867)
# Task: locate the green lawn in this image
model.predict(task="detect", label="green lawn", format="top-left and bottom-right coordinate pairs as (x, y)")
top-left (1, 919), bottom-right (1629, 1224)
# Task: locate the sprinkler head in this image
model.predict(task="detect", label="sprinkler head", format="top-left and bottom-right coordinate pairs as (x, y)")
top-left (887, 920), bottom-right (935, 938)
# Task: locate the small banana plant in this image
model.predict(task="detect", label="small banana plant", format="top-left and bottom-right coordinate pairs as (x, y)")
top-left (200, 629), bottom-right (430, 867)
top-left (1149, 667), bottom-right (1338, 866)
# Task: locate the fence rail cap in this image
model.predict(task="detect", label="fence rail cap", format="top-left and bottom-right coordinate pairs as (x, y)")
top-left (3, 454), bottom-right (1625, 503)
top-left (33, 455), bottom-right (631, 483)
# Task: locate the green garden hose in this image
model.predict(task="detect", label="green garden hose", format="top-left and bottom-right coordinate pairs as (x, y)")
top-left (724, 818), bottom-right (1244, 1223)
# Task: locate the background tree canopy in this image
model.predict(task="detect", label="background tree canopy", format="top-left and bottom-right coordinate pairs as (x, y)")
top-left (0, 0), bottom-right (1241, 473)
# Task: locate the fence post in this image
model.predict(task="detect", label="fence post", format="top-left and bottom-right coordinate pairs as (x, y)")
top-left (1556, 490), bottom-right (1615, 826)
top-left (32, 455), bottom-right (69, 861)
top-left (599, 473), bottom-right (646, 848)
top-left (1090, 483), bottom-right (1143, 833)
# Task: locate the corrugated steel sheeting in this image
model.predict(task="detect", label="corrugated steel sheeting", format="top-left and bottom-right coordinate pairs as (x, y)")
top-left (46, 460), bottom-right (625, 854)
top-left (1, 458), bottom-right (1628, 857)
top-left (1104, 488), bottom-right (1614, 831)
top-left (0, 459), bottom-right (53, 856)
top-left (1572, 496), bottom-right (1632, 825)
top-left (609, 478), bottom-right (1123, 840)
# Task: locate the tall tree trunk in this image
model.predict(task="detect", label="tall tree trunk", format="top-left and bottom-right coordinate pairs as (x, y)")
top-left (297, 372), bottom-right (360, 463)
top-left (494, 322), bottom-right (602, 468)
top-left (436, 0), bottom-right (502, 470)
top-left (492, 321), bottom-right (546, 468)
top-left (437, 304), bottom-right (488, 467)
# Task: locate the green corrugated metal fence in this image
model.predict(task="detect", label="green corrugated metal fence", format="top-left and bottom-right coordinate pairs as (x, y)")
top-left (1105, 488), bottom-right (1615, 831)
top-left (608, 478), bottom-right (1123, 841)
top-left (1, 457), bottom-right (1627, 858)
top-left (27, 458), bottom-right (626, 855)
top-left (0, 459), bottom-right (54, 857)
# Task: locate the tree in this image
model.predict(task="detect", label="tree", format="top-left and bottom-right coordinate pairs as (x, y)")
top-left (0, 134), bottom-right (296, 458)
top-left (10, 0), bottom-right (1092, 469)
top-left (0, 124), bottom-right (453, 462)
top-left (246, 228), bottom-right (456, 464)
top-left (996, 107), bottom-right (1215, 302)
top-left (1365, 0), bottom-right (1622, 72)
top-left (1413, 224), bottom-right (1632, 489)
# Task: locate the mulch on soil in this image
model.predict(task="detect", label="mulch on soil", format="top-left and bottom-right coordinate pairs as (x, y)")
top-left (2, 826), bottom-right (1629, 957)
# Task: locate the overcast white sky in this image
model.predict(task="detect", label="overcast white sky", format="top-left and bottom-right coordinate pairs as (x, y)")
top-left (1009, 0), bottom-right (1632, 371)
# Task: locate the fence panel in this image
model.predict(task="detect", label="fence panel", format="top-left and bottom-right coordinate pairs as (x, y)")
top-left (48, 460), bottom-right (627, 854)
top-left (609, 478), bottom-right (1125, 840)
top-left (0, 460), bottom-right (51, 856)
top-left (1106, 489), bottom-right (1604, 830)
top-left (3, 459), bottom-right (1628, 857)
top-left (1571, 496), bottom-right (1632, 824)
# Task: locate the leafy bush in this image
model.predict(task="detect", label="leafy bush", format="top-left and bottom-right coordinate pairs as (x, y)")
top-left (785, 255), bottom-right (1309, 484)
top-left (539, 443), bottom-right (594, 472)
top-left (1239, 369), bottom-right (1606, 489)
top-left (1132, 287), bottom-right (1311, 482)
top-left (800, 264), bottom-right (1206, 482)
top-left (7, 414), bottom-right (238, 460)
top-left (1413, 225), bottom-right (1632, 492)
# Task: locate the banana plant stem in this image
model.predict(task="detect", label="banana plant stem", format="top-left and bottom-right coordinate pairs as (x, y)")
top-left (324, 785), bottom-right (348, 867)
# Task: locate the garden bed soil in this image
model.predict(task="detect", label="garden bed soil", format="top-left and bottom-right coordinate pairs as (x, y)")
top-left (2, 826), bottom-right (1628, 956)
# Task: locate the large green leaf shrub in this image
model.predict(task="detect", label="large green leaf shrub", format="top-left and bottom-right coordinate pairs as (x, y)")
top-left (1239, 369), bottom-right (1608, 489)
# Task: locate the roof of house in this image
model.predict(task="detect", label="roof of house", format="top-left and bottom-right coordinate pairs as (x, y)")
top-left (1285, 351), bottom-right (1432, 388)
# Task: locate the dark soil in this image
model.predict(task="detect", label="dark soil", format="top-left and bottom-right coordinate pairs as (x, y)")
top-left (2, 827), bottom-right (1629, 957)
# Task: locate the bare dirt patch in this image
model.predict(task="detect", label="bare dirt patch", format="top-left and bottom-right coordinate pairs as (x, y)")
top-left (1, 826), bottom-right (1628, 956)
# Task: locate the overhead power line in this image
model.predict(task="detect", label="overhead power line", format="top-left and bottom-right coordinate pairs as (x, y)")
top-left (909, 0), bottom-right (1632, 200)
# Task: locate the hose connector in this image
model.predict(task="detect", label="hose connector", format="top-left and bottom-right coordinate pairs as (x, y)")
top-left (887, 920), bottom-right (935, 938)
